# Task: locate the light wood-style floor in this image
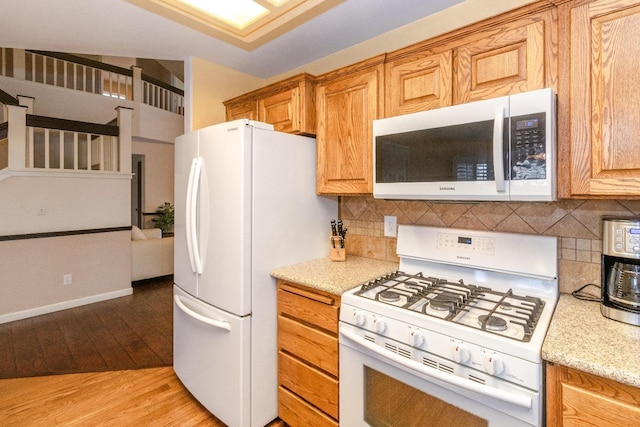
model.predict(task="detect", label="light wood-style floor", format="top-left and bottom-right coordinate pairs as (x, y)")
top-left (0, 366), bottom-right (288, 426)
top-left (0, 367), bottom-right (217, 426)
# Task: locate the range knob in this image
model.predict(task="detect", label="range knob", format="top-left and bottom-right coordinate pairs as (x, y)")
top-left (452, 343), bottom-right (470, 363)
top-left (410, 330), bottom-right (425, 348)
top-left (373, 317), bottom-right (387, 333)
top-left (483, 353), bottom-right (505, 376)
top-left (353, 311), bottom-right (367, 327)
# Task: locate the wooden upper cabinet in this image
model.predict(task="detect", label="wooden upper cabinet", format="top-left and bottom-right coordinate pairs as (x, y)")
top-left (455, 18), bottom-right (546, 103)
top-left (226, 99), bottom-right (258, 122)
top-left (224, 73), bottom-right (316, 135)
top-left (316, 57), bottom-right (384, 195)
top-left (560, 0), bottom-right (640, 197)
top-left (384, 50), bottom-right (453, 117)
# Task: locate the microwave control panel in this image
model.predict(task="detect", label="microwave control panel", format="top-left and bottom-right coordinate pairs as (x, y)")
top-left (510, 112), bottom-right (547, 180)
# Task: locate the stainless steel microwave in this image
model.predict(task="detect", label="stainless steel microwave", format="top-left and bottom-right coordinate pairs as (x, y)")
top-left (373, 88), bottom-right (556, 201)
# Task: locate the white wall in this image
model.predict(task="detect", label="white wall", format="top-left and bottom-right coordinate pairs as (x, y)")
top-left (0, 230), bottom-right (132, 322)
top-left (185, 57), bottom-right (265, 132)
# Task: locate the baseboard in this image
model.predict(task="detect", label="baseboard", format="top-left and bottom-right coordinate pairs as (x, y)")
top-left (0, 288), bottom-right (134, 324)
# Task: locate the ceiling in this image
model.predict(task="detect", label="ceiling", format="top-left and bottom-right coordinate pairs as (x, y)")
top-left (0, 0), bottom-right (466, 79)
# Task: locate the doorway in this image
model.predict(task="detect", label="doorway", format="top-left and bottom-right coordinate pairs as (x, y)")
top-left (131, 154), bottom-right (145, 228)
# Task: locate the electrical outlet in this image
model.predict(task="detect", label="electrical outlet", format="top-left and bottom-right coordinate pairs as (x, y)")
top-left (384, 215), bottom-right (397, 237)
top-left (63, 274), bottom-right (72, 285)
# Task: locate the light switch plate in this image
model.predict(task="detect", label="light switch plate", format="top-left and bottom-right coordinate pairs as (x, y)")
top-left (384, 215), bottom-right (397, 237)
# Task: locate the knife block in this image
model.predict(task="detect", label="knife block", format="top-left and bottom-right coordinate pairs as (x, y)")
top-left (330, 235), bottom-right (347, 261)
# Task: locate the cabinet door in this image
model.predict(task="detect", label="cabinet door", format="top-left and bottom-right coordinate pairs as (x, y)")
top-left (455, 20), bottom-right (545, 103)
top-left (566, 0), bottom-right (640, 196)
top-left (385, 50), bottom-right (453, 117)
top-left (225, 100), bottom-right (257, 122)
top-left (546, 363), bottom-right (640, 426)
top-left (316, 65), bottom-right (381, 194)
top-left (259, 87), bottom-right (300, 134)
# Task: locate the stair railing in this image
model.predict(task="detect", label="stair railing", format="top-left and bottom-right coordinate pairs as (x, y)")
top-left (1, 48), bottom-right (184, 115)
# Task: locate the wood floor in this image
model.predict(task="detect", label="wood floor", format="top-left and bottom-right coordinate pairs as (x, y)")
top-left (0, 279), bottom-right (173, 379)
top-left (0, 278), bottom-right (287, 426)
top-left (0, 366), bottom-right (287, 426)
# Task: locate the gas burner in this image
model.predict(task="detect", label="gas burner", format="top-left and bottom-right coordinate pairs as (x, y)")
top-left (430, 292), bottom-right (459, 311)
top-left (478, 314), bottom-right (508, 331)
top-left (379, 290), bottom-right (401, 303)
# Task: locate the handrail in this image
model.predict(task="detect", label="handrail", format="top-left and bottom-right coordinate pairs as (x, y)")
top-left (0, 89), bottom-right (19, 106)
top-left (26, 115), bottom-right (118, 136)
top-left (26, 50), bottom-right (134, 77)
top-left (141, 73), bottom-right (184, 96)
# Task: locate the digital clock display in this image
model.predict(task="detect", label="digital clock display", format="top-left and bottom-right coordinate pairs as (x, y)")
top-left (630, 228), bottom-right (640, 235)
top-left (516, 118), bottom-right (539, 130)
top-left (458, 236), bottom-right (472, 245)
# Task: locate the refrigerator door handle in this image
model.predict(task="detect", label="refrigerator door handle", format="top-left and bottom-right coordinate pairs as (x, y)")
top-left (174, 294), bottom-right (231, 331)
top-left (187, 157), bottom-right (204, 274)
top-left (185, 158), bottom-right (198, 273)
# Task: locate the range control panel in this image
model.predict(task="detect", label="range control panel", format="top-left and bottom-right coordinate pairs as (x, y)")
top-left (437, 232), bottom-right (495, 256)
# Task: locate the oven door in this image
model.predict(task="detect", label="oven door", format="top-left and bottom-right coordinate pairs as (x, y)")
top-left (339, 324), bottom-right (541, 427)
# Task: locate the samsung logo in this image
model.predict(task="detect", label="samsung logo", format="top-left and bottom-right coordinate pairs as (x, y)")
top-left (439, 187), bottom-right (456, 191)
top-left (457, 256), bottom-right (471, 261)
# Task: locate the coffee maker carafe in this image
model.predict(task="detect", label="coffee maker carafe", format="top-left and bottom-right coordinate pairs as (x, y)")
top-left (602, 217), bottom-right (640, 326)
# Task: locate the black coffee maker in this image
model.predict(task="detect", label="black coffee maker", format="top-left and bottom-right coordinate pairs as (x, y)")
top-left (602, 216), bottom-right (640, 326)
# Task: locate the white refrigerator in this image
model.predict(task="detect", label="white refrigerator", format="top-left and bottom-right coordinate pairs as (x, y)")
top-left (173, 119), bottom-right (337, 427)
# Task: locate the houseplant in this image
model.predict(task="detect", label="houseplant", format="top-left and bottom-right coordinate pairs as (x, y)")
top-left (152, 202), bottom-right (174, 235)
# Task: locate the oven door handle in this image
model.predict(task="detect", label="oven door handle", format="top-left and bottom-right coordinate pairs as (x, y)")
top-left (340, 329), bottom-right (532, 409)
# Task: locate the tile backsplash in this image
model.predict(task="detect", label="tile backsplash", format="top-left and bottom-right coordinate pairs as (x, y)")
top-left (340, 197), bottom-right (640, 294)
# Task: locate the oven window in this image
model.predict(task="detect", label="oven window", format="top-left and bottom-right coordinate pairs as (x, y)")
top-left (364, 366), bottom-right (487, 427)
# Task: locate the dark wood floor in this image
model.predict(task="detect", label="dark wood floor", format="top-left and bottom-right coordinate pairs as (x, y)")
top-left (0, 278), bottom-right (173, 379)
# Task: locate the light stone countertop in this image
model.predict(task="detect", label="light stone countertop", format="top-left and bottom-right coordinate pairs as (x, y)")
top-left (270, 255), bottom-right (398, 296)
top-left (542, 294), bottom-right (640, 388)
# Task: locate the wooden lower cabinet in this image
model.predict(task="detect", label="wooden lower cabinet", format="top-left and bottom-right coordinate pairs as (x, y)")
top-left (546, 363), bottom-right (640, 426)
top-left (276, 280), bottom-right (340, 427)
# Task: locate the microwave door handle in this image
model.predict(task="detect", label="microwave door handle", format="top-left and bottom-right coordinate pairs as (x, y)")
top-left (493, 106), bottom-right (506, 192)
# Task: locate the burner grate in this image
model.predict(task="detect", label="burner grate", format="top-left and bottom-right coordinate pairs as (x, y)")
top-left (356, 271), bottom-right (545, 342)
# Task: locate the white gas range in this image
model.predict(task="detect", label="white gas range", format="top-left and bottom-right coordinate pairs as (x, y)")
top-left (339, 224), bottom-right (558, 427)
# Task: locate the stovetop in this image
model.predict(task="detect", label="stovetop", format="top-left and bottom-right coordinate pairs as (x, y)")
top-left (340, 225), bottom-right (559, 363)
top-left (355, 271), bottom-right (545, 342)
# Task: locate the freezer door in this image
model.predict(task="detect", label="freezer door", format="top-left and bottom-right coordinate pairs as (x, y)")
top-left (196, 123), bottom-right (253, 315)
top-left (173, 285), bottom-right (250, 426)
top-left (174, 130), bottom-right (200, 297)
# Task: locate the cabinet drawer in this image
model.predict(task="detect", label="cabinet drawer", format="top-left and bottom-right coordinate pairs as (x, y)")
top-left (279, 386), bottom-right (338, 427)
top-left (279, 351), bottom-right (338, 419)
top-left (277, 284), bottom-right (339, 333)
top-left (278, 315), bottom-right (338, 376)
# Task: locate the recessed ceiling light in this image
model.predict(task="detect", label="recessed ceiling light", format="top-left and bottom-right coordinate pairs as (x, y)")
top-left (126, 0), bottom-right (344, 50)
top-left (177, 0), bottom-right (269, 30)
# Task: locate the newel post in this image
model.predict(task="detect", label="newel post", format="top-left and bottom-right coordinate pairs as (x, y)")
top-left (131, 66), bottom-right (143, 103)
top-left (6, 104), bottom-right (27, 170)
top-left (117, 106), bottom-right (133, 175)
